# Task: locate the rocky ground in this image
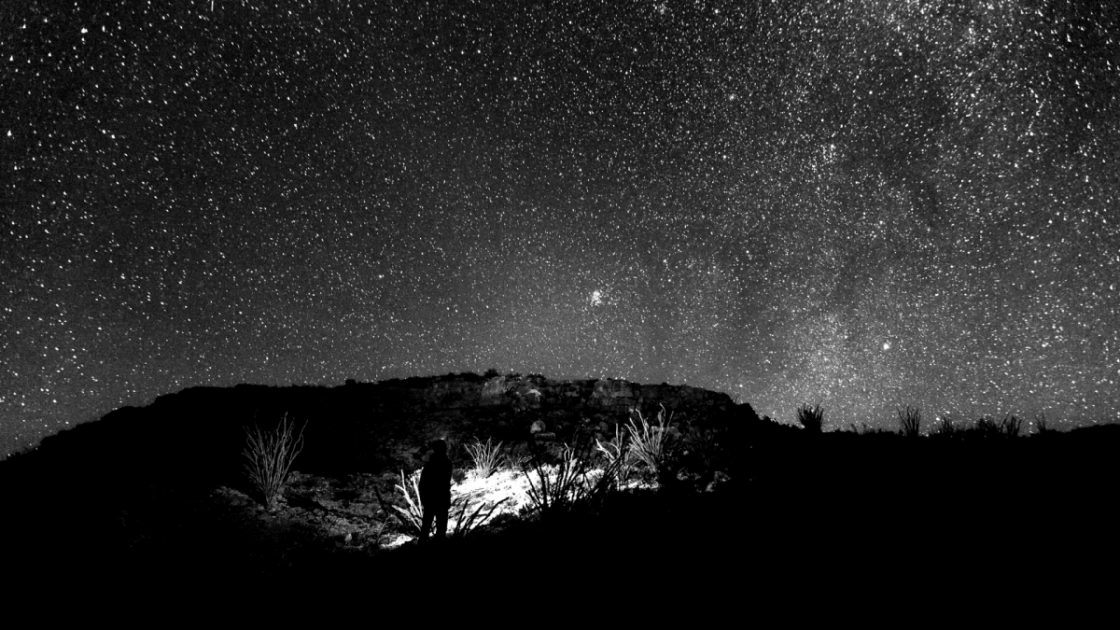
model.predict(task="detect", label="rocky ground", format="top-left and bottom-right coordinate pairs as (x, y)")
top-left (184, 463), bottom-right (700, 565)
top-left (91, 450), bottom-right (733, 587)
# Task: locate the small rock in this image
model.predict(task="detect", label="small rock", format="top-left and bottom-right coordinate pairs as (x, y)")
top-left (705, 471), bottom-right (731, 493)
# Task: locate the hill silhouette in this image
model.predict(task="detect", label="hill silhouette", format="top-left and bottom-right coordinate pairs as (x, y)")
top-left (1, 372), bottom-right (1115, 599)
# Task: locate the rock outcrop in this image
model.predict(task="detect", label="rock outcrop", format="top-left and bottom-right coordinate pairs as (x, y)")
top-left (379, 372), bottom-right (739, 417)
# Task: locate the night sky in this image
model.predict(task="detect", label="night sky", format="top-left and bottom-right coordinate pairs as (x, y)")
top-left (3, 0), bottom-right (1119, 457)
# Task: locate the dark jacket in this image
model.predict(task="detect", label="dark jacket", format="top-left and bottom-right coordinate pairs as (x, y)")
top-left (419, 452), bottom-right (452, 506)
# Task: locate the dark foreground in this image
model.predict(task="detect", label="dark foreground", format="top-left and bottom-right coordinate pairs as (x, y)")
top-left (3, 463), bottom-right (1110, 604)
top-left (3, 410), bottom-right (1117, 606)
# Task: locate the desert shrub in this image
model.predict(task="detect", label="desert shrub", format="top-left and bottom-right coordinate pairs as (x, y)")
top-left (849, 422), bottom-right (891, 435)
top-left (973, 417), bottom-right (999, 437)
top-left (503, 443), bottom-right (531, 471)
top-left (972, 415), bottom-right (1022, 439)
top-left (1033, 415), bottom-right (1053, 436)
top-left (796, 404), bottom-right (825, 433)
top-left (519, 443), bottom-right (619, 520)
top-left (930, 416), bottom-right (961, 439)
top-left (464, 437), bottom-right (504, 479)
top-left (505, 453), bottom-right (530, 471)
top-left (898, 406), bottom-right (922, 437)
top-left (242, 413), bottom-right (305, 510)
top-left (626, 405), bottom-right (676, 480)
top-left (379, 469), bottom-right (424, 535)
top-left (675, 422), bottom-right (729, 483)
top-left (373, 468), bottom-right (507, 538)
top-left (594, 423), bottom-right (633, 490)
top-left (1001, 415), bottom-right (1023, 438)
top-left (448, 495), bottom-right (510, 538)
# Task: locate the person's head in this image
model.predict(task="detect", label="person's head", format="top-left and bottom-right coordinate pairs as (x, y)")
top-left (430, 439), bottom-right (447, 456)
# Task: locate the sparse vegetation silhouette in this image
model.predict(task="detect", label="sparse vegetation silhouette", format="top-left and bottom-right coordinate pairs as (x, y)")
top-left (931, 415), bottom-right (960, 438)
top-left (242, 413), bottom-right (305, 510)
top-left (1034, 414), bottom-right (1053, 435)
top-left (797, 403), bottom-right (825, 433)
top-left (898, 406), bottom-right (922, 437)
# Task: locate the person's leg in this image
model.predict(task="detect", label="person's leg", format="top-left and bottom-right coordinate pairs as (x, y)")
top-left (420, 506), bottom-right (434, 542)
top-left (435, 503), bottom-right (449, 539)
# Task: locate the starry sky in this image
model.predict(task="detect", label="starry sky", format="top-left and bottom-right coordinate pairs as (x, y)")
top-left (3, 0), bottom-right (1119, 457)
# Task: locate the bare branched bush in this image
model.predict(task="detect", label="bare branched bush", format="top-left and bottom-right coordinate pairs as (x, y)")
top-left (1001, 415), bottom-right (1023, 438)
top-left (1034, 414), bottom-right (1053, 436)
top-left (898, 406), bottom-right (922, 437)
top-left (242, 413), bottom-right (305, 510)
top-left (388, 469), bottom-right (425, 535)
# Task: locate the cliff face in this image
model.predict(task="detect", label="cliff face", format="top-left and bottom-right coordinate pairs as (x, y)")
top-left (372, 373), bottom-right (738, 416)
top-left (345, 373), bottom-right (751, 472)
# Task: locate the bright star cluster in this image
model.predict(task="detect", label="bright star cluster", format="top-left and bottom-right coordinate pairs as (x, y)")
top-left (2, 1), bottom-right (1118, 456)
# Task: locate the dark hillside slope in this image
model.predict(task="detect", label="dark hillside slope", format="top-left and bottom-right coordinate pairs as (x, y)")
top-left (0, 374), bottom-right (750, 580)
top-left (1, 373), bottom-right (1115, 589)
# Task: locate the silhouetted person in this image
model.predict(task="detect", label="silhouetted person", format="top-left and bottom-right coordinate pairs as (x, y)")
top-left (418, 439), bottom-right (452, 543)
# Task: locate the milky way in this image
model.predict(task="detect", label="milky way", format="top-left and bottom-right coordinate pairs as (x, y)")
top-left (3, 1), bottom-right (1119, 456)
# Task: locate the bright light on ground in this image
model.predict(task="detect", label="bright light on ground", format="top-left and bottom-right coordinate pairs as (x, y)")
top-left (382, 465), bottom-right (656, 548)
